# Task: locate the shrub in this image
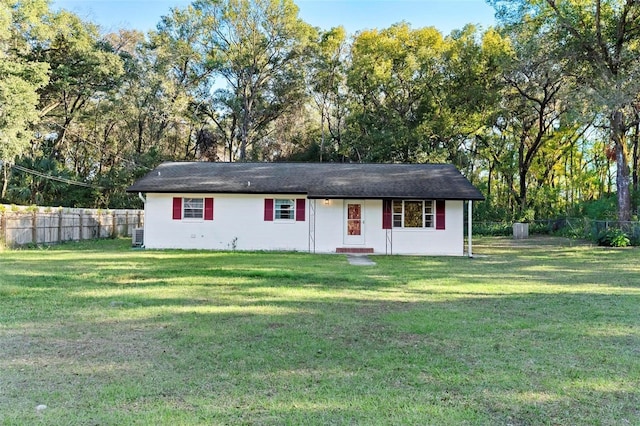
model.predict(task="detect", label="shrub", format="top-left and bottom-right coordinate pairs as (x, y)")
top-left (473, 222), bottom-right (512, 236)
top-left (597, 228), bottom-right (631, 247)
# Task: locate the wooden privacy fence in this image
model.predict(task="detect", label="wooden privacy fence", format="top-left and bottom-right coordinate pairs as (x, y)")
top-left (0, 205), bottom-right (144, 247)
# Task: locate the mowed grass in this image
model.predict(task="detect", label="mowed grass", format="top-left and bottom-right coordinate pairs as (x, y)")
top-left (1, 237), bottom-right (639, 425)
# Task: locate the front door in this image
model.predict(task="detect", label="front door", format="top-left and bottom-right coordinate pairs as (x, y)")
top-left (344, 200), bottom-right (365, 245)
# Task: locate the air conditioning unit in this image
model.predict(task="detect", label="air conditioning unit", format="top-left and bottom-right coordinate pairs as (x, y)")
top-left (132, 227), bottom-right (144, 247)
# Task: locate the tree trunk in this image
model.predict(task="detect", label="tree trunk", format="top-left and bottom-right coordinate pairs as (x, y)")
top-left (1, 164), bottom-right (9, 199)
top-left (632, 119), bottom-right (639, 215)
top-left (518, 134), bottom-right (527, 214)
top-left (611, 110), bottom-right (631, 222)
top-left (319, 105), bottom-right (325, 162)
top-left (136, 116), bottom-right (144, 155)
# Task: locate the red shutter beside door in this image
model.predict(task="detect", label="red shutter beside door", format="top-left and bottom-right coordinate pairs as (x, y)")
top-left (172, 197), bottom-right (182, 220)
top-left (264, 199), bottom-right (274, 221)
top-left (436, 200), bottom-right (446, 230)
top-left (382, 199), bottom-right (392, 229)
top-left (204, 198), bottom-right (214, 220)
top-left (296, 199), bottom-right (305, 222)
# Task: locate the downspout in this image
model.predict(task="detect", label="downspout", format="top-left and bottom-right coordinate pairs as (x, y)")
top-left (468, 200), bottom-right (473, 258)
top-left (138, 192), bottom-right (146, 204)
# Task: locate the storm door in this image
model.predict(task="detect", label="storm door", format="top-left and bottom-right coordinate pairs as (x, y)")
top-left (344, 200), bottom-right (365, 245)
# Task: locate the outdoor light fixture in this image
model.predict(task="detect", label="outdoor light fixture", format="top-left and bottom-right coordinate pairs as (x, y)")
top-left (324, 199), bottom-right (329, 205)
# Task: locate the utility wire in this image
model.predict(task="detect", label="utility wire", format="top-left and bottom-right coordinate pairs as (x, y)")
top-left (10, 164), bottom-right (104, 190)
top-left (46, 121), bottom-right (154, 172)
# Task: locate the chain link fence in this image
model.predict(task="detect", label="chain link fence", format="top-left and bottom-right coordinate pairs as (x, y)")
top-left (473, 218), bottom-right (640, 244)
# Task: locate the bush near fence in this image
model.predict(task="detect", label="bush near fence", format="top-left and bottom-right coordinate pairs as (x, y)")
top-left (0, 205), bottom-right (144, 247)
top-left (473, 218), bottom-right (640, 245)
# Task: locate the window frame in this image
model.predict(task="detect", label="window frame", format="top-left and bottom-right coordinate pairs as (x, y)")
top-left (274, 198), bottom-right (296, 221)
top-left (391, 199), bottom-right (435, 229)
top-left (183, 197), bottom-right (204, 220)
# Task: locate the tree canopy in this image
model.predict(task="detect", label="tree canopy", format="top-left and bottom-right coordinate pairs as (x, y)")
top-left (1, 0), bottom-right (639, 224)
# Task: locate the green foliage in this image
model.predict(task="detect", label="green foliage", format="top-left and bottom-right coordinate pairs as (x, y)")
top-left (597, 228), bottom-right (631, 247)
top-left (1, 0), bottom-right (639, 221)
top-left (0, 1), bottom-right (50, 162)
top-left (575, 194), bottom-right (618, 220)
top-left (492, 0), bottom-right (640, 221)
top-left (473, 221), bottom-right (513, 236)
top-left (167, 0), bottom-right (318, 160)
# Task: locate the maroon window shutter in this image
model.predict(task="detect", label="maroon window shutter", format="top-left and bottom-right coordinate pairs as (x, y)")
top-left (296, 199), bottom-right (306, 222)
top-left (172, 197), bottom-right (182, 220)
top-left (382, 199), bottom-right (392, 229)
top-left (264, 198), bottom-right (274, 221)
top-left (436, 200), bottom-right (446, 230)
top-left (204, 198), bottom-right (214, 221)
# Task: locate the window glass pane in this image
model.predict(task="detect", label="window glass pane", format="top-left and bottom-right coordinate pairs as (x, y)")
top-left (404, 201), bottom-right (423, 228)
top-left (348, 219), bottom-right (361, 235)
top-left (424, 202), bottom-right (433, 214)
top-left (183, 198), bottom-right (204, 219)
top-left (348, 204), bottom-right (361, 220)
top-left (392, 200), bottom-right (403, 227)
top-left (424, 200), bottom-right (434, 228)
top-left (275, 199), bottom-right (294, 220)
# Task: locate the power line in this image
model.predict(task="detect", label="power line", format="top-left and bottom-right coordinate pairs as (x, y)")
top-left (45, 121), bottom-right (154, 172)
top-left (10, 164), bottom-right (103, 190)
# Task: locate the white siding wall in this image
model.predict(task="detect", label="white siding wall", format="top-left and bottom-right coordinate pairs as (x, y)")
top-left (144, 193), bottom-right (309, 251)
top-left (312, 199), bottom-right (463, 255)
top-left (389, 200), bottom-right (464, 256)
top-left (144, 194), bottom-right (465, 255)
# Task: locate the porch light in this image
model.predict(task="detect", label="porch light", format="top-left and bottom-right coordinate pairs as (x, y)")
top-left (324, 199), bottom-right (330, 205)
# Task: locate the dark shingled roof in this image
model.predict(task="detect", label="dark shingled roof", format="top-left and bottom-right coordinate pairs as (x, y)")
top-left (127, 162), bottom-right (485, 201)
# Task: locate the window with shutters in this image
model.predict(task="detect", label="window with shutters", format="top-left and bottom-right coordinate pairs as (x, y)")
top-left (392, 200), bottom-right (435, 228)
top-left (265, 198), bottom-right (305, 222)
top-left (173, 197), bottom-right (213, 221)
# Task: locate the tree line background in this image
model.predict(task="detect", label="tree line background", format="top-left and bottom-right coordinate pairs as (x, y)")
top-left (1, 0), bottom-right (639, 223)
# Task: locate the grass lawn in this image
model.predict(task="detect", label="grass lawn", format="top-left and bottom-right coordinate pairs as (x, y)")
top-left (1, 237), bottom-right (639, 425)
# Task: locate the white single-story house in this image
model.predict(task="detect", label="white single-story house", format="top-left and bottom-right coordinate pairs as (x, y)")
top-left (127, 162), bottom-right (484, 256)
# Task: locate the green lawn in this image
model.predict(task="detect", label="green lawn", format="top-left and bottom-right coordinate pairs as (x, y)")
top-left (1, 237), bottom-right (639, 425)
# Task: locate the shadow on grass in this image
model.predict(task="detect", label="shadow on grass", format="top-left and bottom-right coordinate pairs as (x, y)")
top-left (3, 290), bottom-right (638, 424)
top-left (1, 238), bottom-right (640, 423)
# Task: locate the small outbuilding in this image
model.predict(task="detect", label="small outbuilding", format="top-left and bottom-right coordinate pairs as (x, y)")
top-left (127, 162), bottom-right (484, 256)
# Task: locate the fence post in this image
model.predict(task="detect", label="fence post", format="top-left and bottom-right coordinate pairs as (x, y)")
top-left (58, 210), bottom-right (63, 243)
top-left (125, 211), bottom-right (129, 237)
top-left (79, 212), bottom-right (83, 240)
top-left (111, 211), bottom-right (117, 238)
top-left (137, 211), bottom-right (142, 228)
top-left (1, 211), bottom-right (5, 247)
top-left (32, 210), bottom-right (37, 244)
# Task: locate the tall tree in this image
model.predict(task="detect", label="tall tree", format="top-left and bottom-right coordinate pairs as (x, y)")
top-left (308, 26), bottom-right (348, 161)
top-left (186, 0), bottom-right (316, 161)
top-left (347, 23), bottom-right (447, 162)
top-left (0, 0), bottom-right (49, 179)
top-left (490, 0), bottom-right (640, 221)
top-left (30, 10), bottom-right (124, 165)
top-left (500, 28), bottom-right (574, 213)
